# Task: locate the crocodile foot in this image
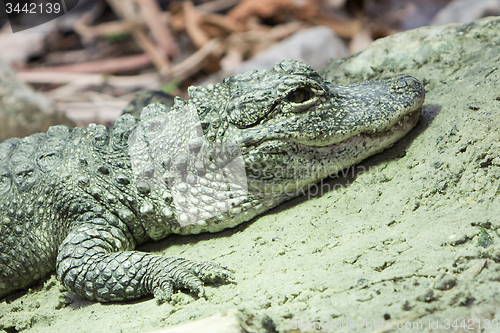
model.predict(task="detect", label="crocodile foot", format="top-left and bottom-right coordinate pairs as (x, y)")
top-left (148, 257), bottom-right (235, 303)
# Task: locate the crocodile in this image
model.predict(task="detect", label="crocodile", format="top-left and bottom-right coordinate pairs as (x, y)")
top-left (0, 60), bottom-right (425, 302)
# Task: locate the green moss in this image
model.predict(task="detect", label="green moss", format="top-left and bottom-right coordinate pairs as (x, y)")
top-left (103, 32), bottom-right (131, 43)
top-left (161, 81), bottom-right (179, 95)
top-left (477, 227), bottom-right (493, 248)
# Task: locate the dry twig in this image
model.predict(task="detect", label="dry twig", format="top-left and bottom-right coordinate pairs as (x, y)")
top-left (75, 17), bottom-right (144, 40)
top-left (183, 1), bottom-right (211, 48)
top-left (16, 72), bottom-right (160, 89)
top-left (163, 38), bottom-right (222, 82)
top-left (196, 0), bottom-right (241, 13)
top-left (21, 54), bottom-right (152, 74)
top-left (134, 0), bottom-right (177, 57)
top-left (106, 0), bottom-right (171, 74)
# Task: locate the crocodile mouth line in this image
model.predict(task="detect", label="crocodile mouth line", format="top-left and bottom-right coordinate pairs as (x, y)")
top-left (247, 107), bottom-right (422, 155)
top-left (303, 107), bottom-right (422, 149)
top-left (366, 108), bottom-right (421, 138)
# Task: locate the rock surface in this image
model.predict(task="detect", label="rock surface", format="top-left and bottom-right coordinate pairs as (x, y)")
top-left (431, 0), bottom-right (500, 25)
top-left (2, 17), bottom-right (500, 333)
top-left (0, 59), bottom-right (74, 142)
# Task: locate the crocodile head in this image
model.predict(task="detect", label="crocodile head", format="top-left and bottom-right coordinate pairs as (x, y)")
top-left (129, 60), bottom-right (424, 234)
top-left (186, 60), bottom-right (424, 198)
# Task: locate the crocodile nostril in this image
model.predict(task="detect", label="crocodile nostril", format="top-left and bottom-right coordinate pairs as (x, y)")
top-left (395, 78), bottom-right (408, 89)
top-left (392, 75), bottom-right (424, 98)
top-left (395, 75), bottom-right (417, 89)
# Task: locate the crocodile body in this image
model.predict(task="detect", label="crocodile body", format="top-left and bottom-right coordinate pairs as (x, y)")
top-left (0, 60), bottom-right (425, 302)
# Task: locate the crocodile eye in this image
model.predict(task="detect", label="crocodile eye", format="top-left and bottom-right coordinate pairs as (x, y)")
top-left (286, 87), bottom-right (313, 103)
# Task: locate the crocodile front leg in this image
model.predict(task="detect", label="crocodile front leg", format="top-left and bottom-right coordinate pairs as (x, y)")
top-left (55, 213), bottom-right (233, 302)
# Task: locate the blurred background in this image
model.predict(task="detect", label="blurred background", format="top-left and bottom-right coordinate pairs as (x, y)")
top-left (0, 0), bottom-right (498, 141)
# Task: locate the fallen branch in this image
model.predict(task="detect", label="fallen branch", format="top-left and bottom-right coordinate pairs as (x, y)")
top-left (16, 71), bottom-right (160, 89)
top-left (20, 54), bottom-right (152, 74)
top-left (75, 17), bottom-right (144, 40)
top-left (197, 0), bottom-right (242, 13)
top-left (162, 38), bottom-right (222, 81)
top-left (183, 1), bottom-right (210, 48)
top-left (17, 38), bottom-right (221, 87)
top-left (106, 0), bottom-right (171, 74)
top-left (201, 13), bottom-right (245, 34)
top-left (134, 0), bottom-right (178, 57)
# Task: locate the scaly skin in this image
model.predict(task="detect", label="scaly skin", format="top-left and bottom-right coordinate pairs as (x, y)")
top-left (0, 60), bottom-right (425, 302)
